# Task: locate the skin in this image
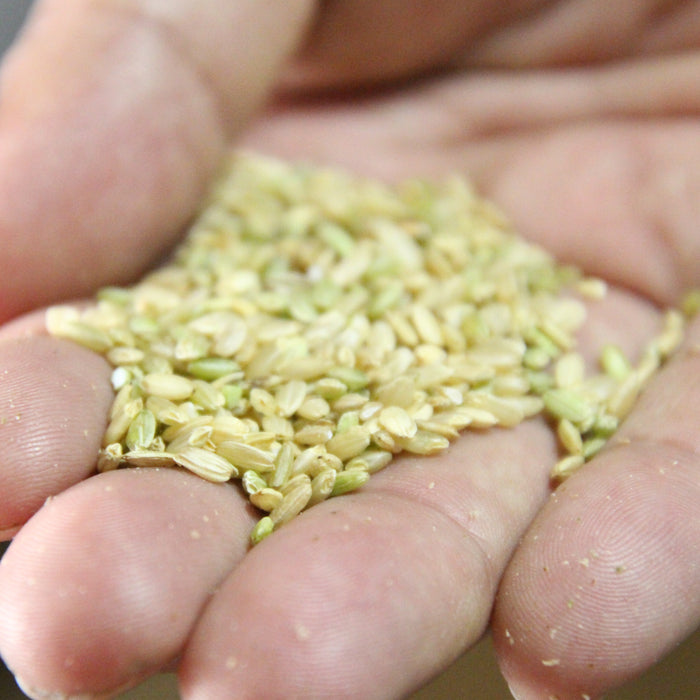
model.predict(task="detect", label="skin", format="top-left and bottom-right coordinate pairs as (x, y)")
top-left (0, 0), bottom-right (698, 698)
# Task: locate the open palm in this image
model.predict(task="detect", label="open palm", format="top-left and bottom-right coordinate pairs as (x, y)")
top-left (0, 2), bottom-right (698, 699)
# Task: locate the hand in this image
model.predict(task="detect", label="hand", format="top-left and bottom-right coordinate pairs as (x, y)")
top-left (1, 2), bottom-right (698, 698)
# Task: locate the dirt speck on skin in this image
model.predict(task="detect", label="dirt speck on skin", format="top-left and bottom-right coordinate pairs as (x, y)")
top-left (294, 623), bottom-right (311, 641)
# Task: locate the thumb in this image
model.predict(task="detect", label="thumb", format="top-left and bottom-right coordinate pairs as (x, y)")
top-left (0, 0), bottom-right (314, 322)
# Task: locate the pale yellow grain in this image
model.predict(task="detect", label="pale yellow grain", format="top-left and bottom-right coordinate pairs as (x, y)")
top-left (313, 377), bottom-right (348, 401)
top-left (191, 380), bottom-right (225, 412)
top-left (332, 393), bottom-right (369, 413)
top-left (491, 374), bottom-right (530, 397)
top-left (410, 305), bottom-right (443, 345)
top-left (161, 416), bottom-right (213, 445)
top-left (554, 352), bottom-right (586, 388)
top-left (46, 307), bottom-right (114, 352)
top-left (378, 405), bottom-right (417, 438)
top-left (374, 376), bottom-right (416, 408)
top-left (557, 419), bottom-right (583, 455)
top-left (174, 331), bottom-right (209, 361)
top-left (270, 479), bottom-right (313, 525)
top-left (275, 380), bottom-right (307, 417)
top-left (654, 309), bottom-right (684, 358)
top-left (326, 426), bottom-right (372, 461)
top-left (464, 393), bottom-right (524, 428)
top-left (210, 414), bottom-right (252, 442)
top-left (249, 387), bottom-right (278, 416)
top-left (242, 470), bottom-right (268, 495)
top-left (358, 401), bottom-right (383, 422)
top-left (543, 388), bottom-right (594, 426)
top-left (397, 430), bottom-right (450, 455)
top-left (270, 441), bottom-right (296, 488)
top-left (110, 383), bottom-right (137, 420)
top-left (217, 440), bottom-right (275, 472)
top-left (415, 419), bottom-right (460, 439)
top-left (606, 372), bottom-right (643, 420)
top-left (250, 487), bottom-right (284, 512)
top-left (385, 310), bottom-right (419, 346)
top-left (297, 396), bottom-right (331, 421)
top-left (576, 277), bottom-right (607, 300)
top-left (294, 423), bottom-right (335, 446)
top-left (308, 468), bottom-right (337, 506)
top-left (261, 414), bottom-right (295, 439)
top-left (280, 472), bottom-right (312, 495)
top-left (291, 445), bottom-right (329, 478)
top-left (250, 516), bottom-right (274, 544)
top-left (551, 454), bottom-right (585, 481)
top-left (538, 319), bottom-right (574, 351)
top-left (141, 373), bottom-right (194, 401)
top-left (125, 409), bottom-right (157, 451)
top-left (582, 436), bottom-right (607, 459)
top-left (107, 347), bottom-right (145, 365)
top-left (103, 397), bottom-right (143, 446)
top-left (174, 446), bottom-right (237, 482)
top-left (408, 400), bottom-right (433, 422)
top-left (97, 443), bottom-right (123, 472)
top-left (346, 449), bottom-right (393, 474)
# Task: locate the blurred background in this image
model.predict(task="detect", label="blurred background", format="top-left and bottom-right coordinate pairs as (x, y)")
top-left (1, 1), bottom-right (698, 697)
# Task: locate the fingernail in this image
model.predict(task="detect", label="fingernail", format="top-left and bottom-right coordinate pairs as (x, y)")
top-left (14, 675), bottom-right (97, 700)
top-left (506, 678), bottom-right (544, 700)
top-left (507, 680), bottom-right (525, 699)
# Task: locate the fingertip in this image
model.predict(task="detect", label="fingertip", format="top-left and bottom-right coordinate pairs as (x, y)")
top-left (0, 0), bottom-right (318, 320)
top-left (0, 1), bottom-right (224, 320)
top-left (0, 334), bottom-right (113, 531)
top-left (180, 495), bottom-right (477, 699)
top-left (493, 442), bottom-right (700, 699)
top-left (0, 468), bottom-right (251, 697)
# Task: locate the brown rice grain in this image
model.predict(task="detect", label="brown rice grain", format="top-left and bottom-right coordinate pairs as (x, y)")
top-left (141, 373), bottom-right (194, 401)
top-left (174, 446), bottom-right (237, 482)
top-left (217, 440), bottom-right (275, 472)
top-left (270, 480), bottom-right (313, 526)
top-left (326, 426), bottom-right (372, 461)
top-left (308, 468), bottom-right (337, 506)
top-left (250, 487), bottom-right (284, 512)
top-left (378, 405), bottom-right (418, 438)
top-left (550, 454), bottom-right (585, 481)
top-left (330, 468), bottom-right (370, 497)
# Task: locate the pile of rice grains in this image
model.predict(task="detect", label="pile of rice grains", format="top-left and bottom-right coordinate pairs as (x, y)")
top-left (47, 152), bottom-right (695, 544)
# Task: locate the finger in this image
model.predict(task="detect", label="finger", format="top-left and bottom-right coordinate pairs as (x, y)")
top-left (0, 467), bottom-right (254, 699)
top-left (178, 421), bottom-right (558, 700)
top-left (458, 0), bottom-right (700, 68)
top-left (0, 334), bottom-right (113, 538)
top-left (0, 0), bottom-right (313, 322)
top-left (282, 0), bottom-right (536, 91)
top-left (287, 0), bottom-right (700, 89)
top-left (493, 315), bottom-right (700, 700)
